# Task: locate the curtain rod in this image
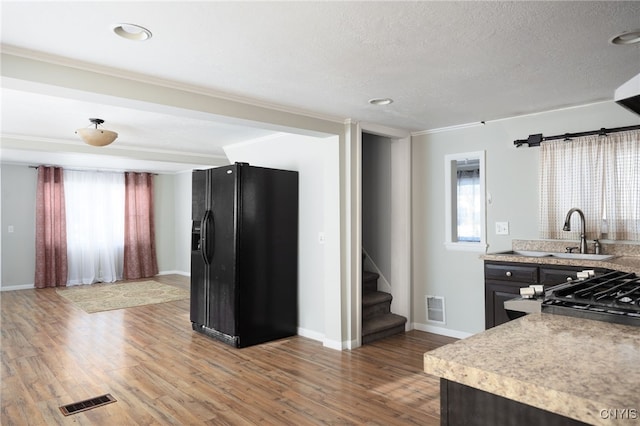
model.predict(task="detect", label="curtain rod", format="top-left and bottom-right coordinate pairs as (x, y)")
top-left (513, 124), bottom-right (640, 148)
top-left (28, 165), bottom-right (158, 175)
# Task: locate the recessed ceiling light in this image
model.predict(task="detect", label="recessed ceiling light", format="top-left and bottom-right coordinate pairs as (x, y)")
top-left (112, 23), bottom-right (152, 41)
top-left (369, 98), bottom-right (394, 106)
top-left (610, 29), bottom-right (640, 45)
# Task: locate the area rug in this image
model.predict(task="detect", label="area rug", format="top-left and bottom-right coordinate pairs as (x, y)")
top-left (56, 280), bottom-right (189, 313)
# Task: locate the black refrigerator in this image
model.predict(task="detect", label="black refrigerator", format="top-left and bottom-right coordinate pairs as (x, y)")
top-left (190, 162), bottom-right (298, 348)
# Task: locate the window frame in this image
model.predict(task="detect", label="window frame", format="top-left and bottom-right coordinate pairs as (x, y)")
top-left (444, 151), bottom-right (488, 252)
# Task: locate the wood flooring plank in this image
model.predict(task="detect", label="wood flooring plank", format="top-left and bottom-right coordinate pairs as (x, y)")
top-left (1, 374), bottom-right (51, 426)
top-left (1, 275), bottom-right (455, 425)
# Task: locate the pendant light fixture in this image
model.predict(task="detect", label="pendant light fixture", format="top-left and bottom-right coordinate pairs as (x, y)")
top-left (75, 118), bottom-right (118, 147)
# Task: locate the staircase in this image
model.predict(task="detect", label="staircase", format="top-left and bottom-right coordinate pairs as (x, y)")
top-left (362, 269), bottom-right (407, 344)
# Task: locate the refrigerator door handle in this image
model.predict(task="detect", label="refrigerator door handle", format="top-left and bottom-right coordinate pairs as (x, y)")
top-left (201, 210), bottom-right (212, 265)
top-left (209, 209), bottom-right (215, 262)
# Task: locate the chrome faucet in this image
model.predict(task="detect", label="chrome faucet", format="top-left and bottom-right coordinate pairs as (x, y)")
top-left (563, 208), bottom-right (588, 254)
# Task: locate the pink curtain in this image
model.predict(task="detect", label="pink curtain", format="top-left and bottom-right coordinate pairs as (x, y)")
top-left (123, 172), bottom-right (159, 279)
top-left (35, 166), bottom-right (68, 288)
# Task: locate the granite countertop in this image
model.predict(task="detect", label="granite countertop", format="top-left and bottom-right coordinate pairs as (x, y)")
top-left (423, 313), bottom-right (640, 425)
top-left (482, 239), bottom-right (640, 275)
top-left (481, 252), bottom-right (640, 275)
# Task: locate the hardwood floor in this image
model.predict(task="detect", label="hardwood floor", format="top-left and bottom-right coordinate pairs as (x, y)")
top-left (1, 275), bottom-right (456, 425)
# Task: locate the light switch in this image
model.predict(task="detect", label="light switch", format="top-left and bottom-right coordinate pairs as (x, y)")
top-left (495, 222), bottom-right (509, 235)
top-left (8, 225), bottom-right (14, 233)
top-left (318, 232), bottom-right (326, 244)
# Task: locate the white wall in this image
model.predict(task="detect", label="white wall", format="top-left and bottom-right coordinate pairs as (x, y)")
top-left (173, 170), bottom-right (196, 275)
top-left (154, 170), bottom-right (207, 277)
top-left (0, 164), bottom-right (180, 289)
top-left (0, 164), bottom-right (37, 288)
top-left (362, 133), bottom-right (392, 281)
top-left (224, 133), bottom-right (340, 344)
top-left (154, 173), bottom-right (176, 273)
top-left (411, 101), bottom-right (640, 336)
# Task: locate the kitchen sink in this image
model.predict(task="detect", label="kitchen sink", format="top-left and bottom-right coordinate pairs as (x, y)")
top-left (547, 252), bottom-right (616, 261)
top-left (494, 250), bottom-right (552, 257)
top-left (493, 250), bottom-right (616, 261)
top-left (511, 250), bottom-right (552, 257)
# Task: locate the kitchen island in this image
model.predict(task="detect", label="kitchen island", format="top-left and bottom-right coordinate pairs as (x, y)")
top-left (423, 313), bottom-right (640, 425)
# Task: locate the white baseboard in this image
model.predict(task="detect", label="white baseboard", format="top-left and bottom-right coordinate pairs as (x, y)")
top-left (342, 338), bottom-right (360, 350)
top-left (297, 327), bottom-right (324, 343)
top-left (297, 327), bottom-right (355, 351)
top-left (1, 271), bottom-right (190, 291)
top-left (157, 270), bottom-right (190, 277)
top-left (323, 338), bottom-right (347, 351)
top-left (412, 322), bottom-right (474, 340)
top-left (0, 283), bottom-right (35, 292)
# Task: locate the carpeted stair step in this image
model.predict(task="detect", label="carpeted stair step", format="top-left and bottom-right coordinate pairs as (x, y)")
top-left (362, 271), bottom-right (379, 293)
top-left (362, 291), bottom-right (392, 319)
top-left (362, 313), bottom-right (407, 344)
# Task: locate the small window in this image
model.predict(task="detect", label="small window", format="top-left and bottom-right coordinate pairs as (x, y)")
top-left (444, 151), bottom-right (487, 251)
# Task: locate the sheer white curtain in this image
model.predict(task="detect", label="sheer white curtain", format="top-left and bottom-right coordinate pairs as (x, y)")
top-left (539, 138), bottom-right (604, 239)
top-left (539, 130), bottom-right (640, 241)
top-left (603, 131), bottom-right (640, 240)
top-left (457, 168), bottom-right (481, 242)
top-left (64, 170), bottom-right (125, 285)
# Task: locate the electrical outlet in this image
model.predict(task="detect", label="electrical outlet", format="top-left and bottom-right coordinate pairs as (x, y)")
top-left (495, 222), bottom-right (509, 235)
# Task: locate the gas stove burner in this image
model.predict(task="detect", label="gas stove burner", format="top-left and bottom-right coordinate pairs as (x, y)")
top-left (542, 270), bottom-right (640, 327)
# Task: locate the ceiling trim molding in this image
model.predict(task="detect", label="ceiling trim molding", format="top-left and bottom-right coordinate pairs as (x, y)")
top-left (0, 159), bottom-right (212, 175)
top-left (1, 133), bottom-right (228, 164)
top-left (358, 122), bottom-right (410, 139)
top-left (411, 100), bottom-right (617, 136)
top-left (412, 121), bottom-right (485, 136)
top-left (483, 100), bottom-right (613, 123)
top-left (1, 44), bottom-right (346, 126)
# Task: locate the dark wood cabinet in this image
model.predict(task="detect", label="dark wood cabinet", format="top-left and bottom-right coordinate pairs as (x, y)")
top-left (486, 283), bottom-right (527, 327)
top-left (539, 266), bottom-right (584, 285)
top-left (484, 262), bottom-right (537, 329)
top-left (484, 261), bottom-right (609, 329)
top-left (485, 262), bottom-right (538, 283)
top-left (441, 379), bottom-right (589, 425)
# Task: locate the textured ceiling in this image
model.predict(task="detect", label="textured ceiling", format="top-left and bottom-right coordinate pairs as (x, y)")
top-left (1, 1), bottom-right (639, 171)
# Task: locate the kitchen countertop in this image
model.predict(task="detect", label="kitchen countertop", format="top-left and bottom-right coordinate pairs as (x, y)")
top-left (481, 252), bottom-right (640, 275)
top-left (482, 239), bottom-right (640, 275)
top-left (423, 313), bottom-right (640, 425)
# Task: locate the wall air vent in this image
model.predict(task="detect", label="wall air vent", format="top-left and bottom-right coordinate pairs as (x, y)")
top-left (426, 295), bottom-right (446, 324)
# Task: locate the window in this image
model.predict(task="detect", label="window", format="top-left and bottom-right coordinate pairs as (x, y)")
top-left (65, 170), bottom-right (125, 284)
top-left (444, 151), bottom-right (487, 251)
top-left (539, 130), bottom-right (640, 241)
top-left (456, 161), bottom-right (481, 242)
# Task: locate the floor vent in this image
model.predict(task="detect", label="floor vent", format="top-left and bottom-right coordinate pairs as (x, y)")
top-left (426, 295), bottom-right (446, 324)
top-left (59, 394), bottom-right (117, 416)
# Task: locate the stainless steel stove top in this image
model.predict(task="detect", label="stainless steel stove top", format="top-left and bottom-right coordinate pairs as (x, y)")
top-left (542, 270), bottom-right (640, 326)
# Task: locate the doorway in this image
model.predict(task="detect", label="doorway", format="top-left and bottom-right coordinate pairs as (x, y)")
top-left (359, 126), bottom-right (411, 339)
